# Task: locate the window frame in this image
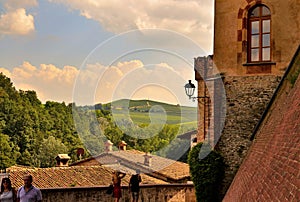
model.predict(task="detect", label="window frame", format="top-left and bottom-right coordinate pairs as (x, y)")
top-left (248, 5), bottom-right (271, 63)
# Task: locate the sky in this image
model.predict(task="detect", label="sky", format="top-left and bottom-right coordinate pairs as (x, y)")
top-left (0, 0), bottom-right (214, 106)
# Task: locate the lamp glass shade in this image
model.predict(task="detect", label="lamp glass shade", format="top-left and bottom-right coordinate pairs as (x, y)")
top-left (184, 80), bottom-right (195, 98)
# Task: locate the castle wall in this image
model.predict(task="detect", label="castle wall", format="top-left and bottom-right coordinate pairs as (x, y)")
top-left (214, 75), bottom-right (281, 197)
top-left (214, 0), bottom-right (300, 75)
top-left (223, 47), bottom-right (300, 202)
top-left (202, 0), bottom-right (300, 198)
top-left (194, 1), bottom-right (300, 199)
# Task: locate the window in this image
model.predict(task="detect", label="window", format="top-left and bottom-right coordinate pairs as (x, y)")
top-left (248, 5), bottom-right (271, 62)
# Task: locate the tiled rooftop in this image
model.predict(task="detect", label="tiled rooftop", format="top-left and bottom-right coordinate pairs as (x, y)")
top-left (71, 149), bottom-right (190, 182)
top-left (7, 165), bottom-right (168, 189)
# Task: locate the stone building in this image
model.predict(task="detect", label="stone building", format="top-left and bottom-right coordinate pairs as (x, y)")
top-left (214, 0), bottom-right (300, 75)
top-left (223, 44), bottom-right (300, 202)
top-left (71, 141), bottom-right (191, 184)
top-left (194, 0), bottom-right (300, 198)
top-left (5, 149), bottom-right (195, 202)
top-left (7, 165), bottom-right (194, 202)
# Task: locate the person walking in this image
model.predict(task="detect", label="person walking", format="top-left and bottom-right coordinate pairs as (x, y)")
top-left (16, 175), bottom-right (42, 202)
top-left (0, 178), bottom-right (16, 202)
top-left (112, 171), bottom-right (126, 202)
top-left (129, 170), bottom-right (142, 202)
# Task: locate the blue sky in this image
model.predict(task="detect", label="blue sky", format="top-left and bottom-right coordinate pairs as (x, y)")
top-left (0, 0), bottom-right (214, 106)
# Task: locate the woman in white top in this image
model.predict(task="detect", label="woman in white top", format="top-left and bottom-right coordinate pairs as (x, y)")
top-left (0, 178), bottom-right (15, 202)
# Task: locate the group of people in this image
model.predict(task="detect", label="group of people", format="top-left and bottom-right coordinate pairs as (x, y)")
top-left (0, 170), bottom-right (142, 202)
top-left (112, 169), bottom-right (142, 202)
top-left (0, 174), bottom-right (42, 202)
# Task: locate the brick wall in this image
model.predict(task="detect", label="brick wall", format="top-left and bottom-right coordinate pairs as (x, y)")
top-left (41, 184), bottom-right (195, 202)
top-left (223, 48), bottom-right (300, 202)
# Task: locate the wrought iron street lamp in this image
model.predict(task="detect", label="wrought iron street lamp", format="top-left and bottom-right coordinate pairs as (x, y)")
top-left (184, 80), bottom-right (196, 99)
top-left (184, 79), bottom-right (211, 143)
top-left (184, 80), bottom-right (209, 103)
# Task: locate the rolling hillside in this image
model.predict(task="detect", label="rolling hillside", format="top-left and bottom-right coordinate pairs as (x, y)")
top-left (98, 99), bottom-right (197, 127)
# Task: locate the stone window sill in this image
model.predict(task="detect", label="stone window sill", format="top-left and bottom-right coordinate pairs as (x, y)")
top-left (243, 62), bottom-right (276, 66)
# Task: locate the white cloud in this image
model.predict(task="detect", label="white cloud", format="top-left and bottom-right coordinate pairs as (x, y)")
top-left (0, 8), bottom-right (35, 35)
top-left (0, 67), bottom-right (11, 78)
top-left (0, 0), bottom-right (36, 36)
top-left (48, 0), bottom-right (214, 52)
top-left (0, 60), bottom-right (192, 106)
top-left (0, 62), bottom-right (78, 103)
top-left (91, 60), bottom-right (189, 105)
top-left (75, 60), bottom-right (146, 104)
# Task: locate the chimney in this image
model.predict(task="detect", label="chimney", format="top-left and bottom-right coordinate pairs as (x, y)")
top-left (118, 141), bottom-right (127, 151)
top-left (144, 152), bottom-right (152, 166)
top-left (55, 154), bottom-right (70, 167)
top-left (105, 140), bottom-right (113, 152)
top-left (76, 148), bottom-right (84, 160)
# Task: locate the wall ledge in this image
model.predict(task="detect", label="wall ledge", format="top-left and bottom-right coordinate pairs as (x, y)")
top-left (242, 62), bottom-right (276, 66)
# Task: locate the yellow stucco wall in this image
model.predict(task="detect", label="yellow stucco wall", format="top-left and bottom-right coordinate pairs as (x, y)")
top-left (213, 0), bottom-right (300, 76)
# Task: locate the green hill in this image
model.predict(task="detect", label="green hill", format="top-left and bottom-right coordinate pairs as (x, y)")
top-left (100, 99), bottom-right (197, 127)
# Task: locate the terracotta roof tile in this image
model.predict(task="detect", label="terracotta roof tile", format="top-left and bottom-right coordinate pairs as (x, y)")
top-left (72, 149), bottom-right (190, 182)
top-left (7, 165), bottom-right (168, 189)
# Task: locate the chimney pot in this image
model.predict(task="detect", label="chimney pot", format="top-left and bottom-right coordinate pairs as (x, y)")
top-left (118, 141), bottom-right (127, 151)
top-left (55, 154), bottom-right (70, 167)
top-left (105, 140), bottom-right (113, 152)
top-left (144, 152), bottom-right (152, 166)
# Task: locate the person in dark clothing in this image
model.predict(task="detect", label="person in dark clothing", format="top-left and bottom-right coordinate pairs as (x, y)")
top-left (129, 169), bottom-right (142, 202)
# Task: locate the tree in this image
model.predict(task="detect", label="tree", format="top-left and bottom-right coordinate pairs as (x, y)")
top-left (188, 143), bottom-right (225, 202)
top-left (155, 138), bottom-right (190, 162)
top-left (0, 133), bottom-right (20, 169)
top-left (36, 136), bottom-right (69, 168)
top-left (0, 74), bottom-right (86, 168)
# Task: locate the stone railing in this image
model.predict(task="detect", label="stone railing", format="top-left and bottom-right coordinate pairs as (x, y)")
top-left (41, 184), bottom-right (195, 202)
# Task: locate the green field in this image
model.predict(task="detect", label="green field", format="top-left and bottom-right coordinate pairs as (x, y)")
top-left (104, 99), bottom-right (198, 132)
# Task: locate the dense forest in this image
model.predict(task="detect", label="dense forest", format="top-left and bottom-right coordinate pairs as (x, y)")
top-left (0, 73), bottom-right (195, 169)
